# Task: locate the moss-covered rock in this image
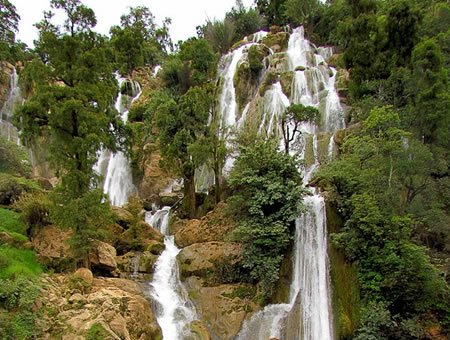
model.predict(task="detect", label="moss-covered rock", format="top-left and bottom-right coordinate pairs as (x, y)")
top-left (262, 32), bottom-right (289, 53)
top-left (280, 71), bottom-right (294, 97)
top-left (326, 201), bottom-right (360, 338)
top-left (258, 70), bottom-right (278, 97)
top-left (184, 277), bottom-right (260, 339)
top-left (295, 65), bottom-right (307, 72)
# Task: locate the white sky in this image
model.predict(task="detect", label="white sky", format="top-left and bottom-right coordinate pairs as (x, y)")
top-left (13, 0), bottom-right (255, 47)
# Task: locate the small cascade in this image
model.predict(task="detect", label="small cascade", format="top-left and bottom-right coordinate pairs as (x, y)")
top-left (95, 75), bottom-right (141, 207)
top-left (0, 67), bottom-right (23, 144)
top-left (258, 82), bottom-right (290, 138)
top-left (147, 207), bottom-right (197, 339)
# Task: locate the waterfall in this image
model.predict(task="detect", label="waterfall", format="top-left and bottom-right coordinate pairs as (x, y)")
top-left (95, 75), bottom-right (141, 207)
top-left (146, 207), bottom-right (197, 339)
top-left (0, 67), bottom-right (22, 144)
top-left (236, 27), bottom-right (345, 339)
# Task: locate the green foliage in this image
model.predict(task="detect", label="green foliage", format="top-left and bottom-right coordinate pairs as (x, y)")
top-left (110, 6), bottom-right (172, 75)
top-left (50, 189), bottom-right (113, 267)
top-left (86, 323), bottom-right (109, 340)
top-left (0, 246), bottom-right (42, 279)
top-left (0, 275), bottom-right (41, 340)
top-left (0, 208), bottom-right (28, 243)
top-left (16, 0), bottom-right (123, 199)
top-left (13, 191), bottom-right (52, 231)
top-left (0, 173), bottom-right (39, 206)
top-left (0, 137), bottom-right (32, 177)
top-left (256, 0), bottom-right (288, 26)
top-left (281, 104), bottom-right (319, 154)
top-left (228, 140), bottom-right (304, 300)
top-left (202, 18), bottom-right (236, 54)
top-left (316, 104), bottom-right (449, 334)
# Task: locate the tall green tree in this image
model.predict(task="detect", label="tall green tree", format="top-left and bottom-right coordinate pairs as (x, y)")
top-left (15, 0), bottom-right (122, 267)
top-left (110, 6), bottom-right (172, 75)
top-left (0, 0), bottom-right (19, 43)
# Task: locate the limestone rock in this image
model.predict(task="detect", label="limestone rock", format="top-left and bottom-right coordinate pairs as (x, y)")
top-left (38, 274), bottom-right (162, 340)
top-left (90, 241), bottom-right (117, 272)
top-left (175, 202), bottom-right (235, 248)
top-left (185, 277), bottom-right (259, 340)
top-left (159, 191), bottom-right (180, 206)
top-left (73, 268), bottom-right (93, 285)
top-left (191, 320), bottom-right (212, 340)
top-left (32, 225), bottom-right (72, 269)
top-left (178, 241), bottom-right (242, 279)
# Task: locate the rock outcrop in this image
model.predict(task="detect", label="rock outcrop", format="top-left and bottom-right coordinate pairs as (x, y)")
top-left (185, 277), bottom-right (259, 339)
top-left (174, 202), bottom-right (235, 247)
top-left (38, 272), bottom-right (162, 340)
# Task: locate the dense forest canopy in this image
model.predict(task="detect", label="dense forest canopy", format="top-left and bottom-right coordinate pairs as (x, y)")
top-left (0, 0), bottom-right (448, 338)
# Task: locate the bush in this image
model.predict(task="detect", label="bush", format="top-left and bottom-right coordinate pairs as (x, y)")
top-left (0, 137), bottom-right (32, 177)
top-left (13, 191), bottom-right (52, 232)
top-left (0, 275), bottom-right (41, 339)
top-left (86, 323), bottom-right (109, 340)
top-left (0, 173), bottom-right (40, 206)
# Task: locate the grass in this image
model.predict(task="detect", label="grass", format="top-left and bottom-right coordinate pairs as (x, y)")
top-left (0, 207), bottom-right (28, 242)
top-left (0, 246), bottom-right (42, 279)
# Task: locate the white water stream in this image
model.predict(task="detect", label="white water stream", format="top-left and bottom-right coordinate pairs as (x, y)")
top-left (146, 207), bottom-right (197, 340)
top-left (232, 27), bottom-right (344, 340)
top-left (95, 75), bottom-right (141, 207)
top-left (0, 67), bottom-right (22, 144)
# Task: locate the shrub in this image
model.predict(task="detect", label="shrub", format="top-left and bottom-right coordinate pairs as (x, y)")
top-left (13, 191), bottom-right (52, 232)
top-left (0, 275), bottom-right (41, 339)
top-left (0, 136), bottom-right (32, 177)
top-left (86, 323), bottom-right (109, 340)
top-left (0, 173), bottom-right (40, 206)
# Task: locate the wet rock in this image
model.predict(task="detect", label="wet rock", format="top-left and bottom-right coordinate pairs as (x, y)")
top-left (185, 277), bottom-right (260, 339)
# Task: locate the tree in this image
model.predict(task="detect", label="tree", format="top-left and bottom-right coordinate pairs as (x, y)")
top-left (15, 0), bottom-right (123, 267)
top-left (228, 140), bottom-right (304, 300)
top-left (256, 0), bottom-right (288, 26)
top-left (281, 104), bottom-right (319, 154)
top-left (0, 0), bottom-right (19, 43)
top-left (154, 85), bottom-right (212, 218)
top-left (110, 6), bottom-right (172, 75)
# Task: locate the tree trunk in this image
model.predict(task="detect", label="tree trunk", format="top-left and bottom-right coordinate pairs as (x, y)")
top-left (184, 175), bottom-right (196, 219)
top-left (214, 161), bottom-right (221, 204)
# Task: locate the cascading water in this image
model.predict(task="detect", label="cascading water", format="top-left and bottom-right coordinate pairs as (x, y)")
top-left (0, 67), bottom-right (22, 144)
top-left (95, 75), bottom-right (141, 207)
top-left (146, 207), bottom-right (197, 339)
top-left (235, 27), bottom-right (345, 339)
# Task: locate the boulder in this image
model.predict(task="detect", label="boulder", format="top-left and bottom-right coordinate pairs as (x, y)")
top-left (112, 207), bottom-right (133, 229)
top-left (32, 225), bottom-right (72, 270)
top-left (178, 241), bottom-right (242, 279)
top-left (73, 268), bottom-right (94, 285)
top-left (185, 277), bottom-right (259, 339)
top-left (90, 241), bottom-right (117, 272)
top-left (175, 202), bottom-right (235, 248)
top-left (159, 192), bottom-right (180, 206)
